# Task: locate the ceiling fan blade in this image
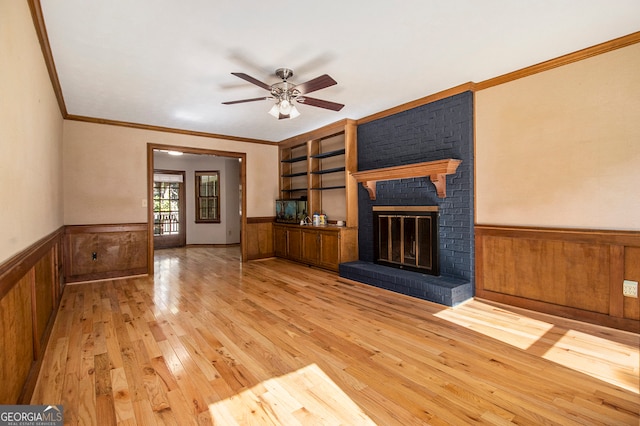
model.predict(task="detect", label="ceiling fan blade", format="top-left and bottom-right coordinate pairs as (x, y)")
top-left (230, 72), bottom-right (272, 91)
top-left (295, 74), bottom-right (337, 95)
top-left (297, 96), bottom-right (344, 111)
top-left (222, 96), bottom-right (270, 105)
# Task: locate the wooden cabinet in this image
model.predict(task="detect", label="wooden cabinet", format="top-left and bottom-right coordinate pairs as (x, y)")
top-left (273, 225), bottom-right (302, 261)
top-left (319, 231), bottom-right (341, 269)
top-left (301, 228), bottom-right (320, 264)
top-left (273, 223), bottom-right (358, 271)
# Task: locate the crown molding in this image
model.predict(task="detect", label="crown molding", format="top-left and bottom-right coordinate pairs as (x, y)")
top-left (28, 0), bottom-right (67, 116)
top-left (66, 115), bottom-right (278, 146)
top-left (475, 31), bottom-right (640, 91)
top-left (356, 82), bottom-right (476, 126)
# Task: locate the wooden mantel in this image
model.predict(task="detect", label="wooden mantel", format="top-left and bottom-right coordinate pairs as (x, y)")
top-left (351, 159), bottom-right (461, 199)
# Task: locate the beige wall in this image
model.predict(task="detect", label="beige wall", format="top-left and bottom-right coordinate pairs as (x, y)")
top-left (0, 0), bottom-right (64, 263)
top-left (63, 120), bottom-right (278, 225)
top-left (475, 43), bottom-right (640, 231)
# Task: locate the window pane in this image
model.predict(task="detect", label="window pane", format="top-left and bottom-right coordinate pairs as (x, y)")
top-left (195, 171), bottom-right (220, 222)
top-left (153, 179), bottom-right (181, 236)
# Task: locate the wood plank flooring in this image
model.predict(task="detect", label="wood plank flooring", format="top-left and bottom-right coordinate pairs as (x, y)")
top-left (31, 246), bottom-right (639, 425)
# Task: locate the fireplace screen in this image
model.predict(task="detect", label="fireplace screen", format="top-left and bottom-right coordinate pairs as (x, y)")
top-left (373, 207), bottom-right (439, 275)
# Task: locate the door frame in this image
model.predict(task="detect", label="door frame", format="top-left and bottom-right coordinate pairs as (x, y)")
top-left (147, 143), bottom-right (248, 275)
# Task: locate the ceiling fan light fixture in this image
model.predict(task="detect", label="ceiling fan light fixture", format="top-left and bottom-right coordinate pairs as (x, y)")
top-left (268, 103), bottom-right (280, 118)
top-left (268, 97), bottom-right (300, 120)
top-left (225, 68), bottom-right (343, 120)
top-left (279, 98), bottom-right (292, 115)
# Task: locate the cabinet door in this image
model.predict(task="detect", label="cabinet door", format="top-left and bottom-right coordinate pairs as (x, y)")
top-left (287, 228), bottom-right (302, 261)
top-left (319, 231), bottom-right (340, 270)
top-left (274, 226), bottom-right (287, 258)
top-left (301, 229), bottom-right (320, 265)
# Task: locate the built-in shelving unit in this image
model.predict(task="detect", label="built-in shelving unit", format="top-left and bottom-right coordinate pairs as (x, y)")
top-left (309, 140), bottom-right (347, 196)
top-left (278, 119), bottom-right (358, 227)
top-left (279, 143), bottom-right (309, 199)
top-left (275, 119), bottom-right (359, 271)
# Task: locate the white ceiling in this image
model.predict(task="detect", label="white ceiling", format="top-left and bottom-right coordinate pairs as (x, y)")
top-left (40, 0), bottom-right (640, 143)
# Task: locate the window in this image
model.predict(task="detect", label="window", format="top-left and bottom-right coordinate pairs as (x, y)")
top-left (195, 171), bottom-right (220, 223)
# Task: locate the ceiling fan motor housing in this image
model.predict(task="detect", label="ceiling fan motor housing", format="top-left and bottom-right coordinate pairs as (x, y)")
top-left (275, 68), bottom-right (294, 81)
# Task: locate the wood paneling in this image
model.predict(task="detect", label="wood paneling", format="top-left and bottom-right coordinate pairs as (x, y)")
top-left (624, 246), bottom-right (640, 320)
top-left (246, 217), bottom-right (275, 260)
top-left (0, 228), bottom-right (63, 403)
top-left (476, 225), bottom-right (640, 332)
top-left (0, 229), bottom-right (63, 300)
top-left (0, 275), bottom-right (34, 404)
top-left (33, 251), bottom-right (55, 354)
top-left (65, 224), bottom-right (148, 283)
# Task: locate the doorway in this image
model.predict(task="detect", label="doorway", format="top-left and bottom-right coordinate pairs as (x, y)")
top-left (153, 170), bottom-right (186, 249)
top-left (147, 144), bottom-right (248, 275)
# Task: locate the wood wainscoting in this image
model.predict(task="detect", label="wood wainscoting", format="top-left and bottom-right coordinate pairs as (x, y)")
top-left (64, 223), bottom-right (148, 283)
top-left (0, 227), bottom-right (64, 403)
top-left (476, 225), bottom-right (640, 332)
top-left (246, 216), bottom-right (275, 260)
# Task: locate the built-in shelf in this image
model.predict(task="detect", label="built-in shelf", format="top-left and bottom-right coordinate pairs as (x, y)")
top-left (281, 171), bottom-right (308, 178)
top-left (310, 186), bottom-right (346, 191)
top-left (281, 155), bottom-right (308, 163)
top-left (351, 159), bottom-right (461, 199)
top-left (282, 188), bottom-right (308, 193)
top-left (311, 148), bottom-right (345, 159)
top-left (311, 166), bottom-right (346, 175)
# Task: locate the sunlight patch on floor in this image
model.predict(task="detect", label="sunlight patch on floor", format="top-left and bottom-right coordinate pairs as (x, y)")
top-left (208, 363), bottom-right (376, 425)
top-left (434, 303), bottom-right (555, 351)
top-left (434, 305), bottom-right (640, 393)
top-left (541, 329), bottom-right (640, 393)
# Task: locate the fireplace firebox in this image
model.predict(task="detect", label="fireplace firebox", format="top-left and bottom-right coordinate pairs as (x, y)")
top-left (373, 206), bottom-right (439, 276)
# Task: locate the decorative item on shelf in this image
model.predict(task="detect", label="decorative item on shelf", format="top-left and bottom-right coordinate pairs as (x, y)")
top-left (312, 213), bottom-right (327, 226)
top-left (276, 199), bottom-right (307, 223)
top-left (300, 216), bottom-right (311, 226)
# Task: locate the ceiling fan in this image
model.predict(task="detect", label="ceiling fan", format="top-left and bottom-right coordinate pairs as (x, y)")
top-left (222, 68), bottom-right (344, 120)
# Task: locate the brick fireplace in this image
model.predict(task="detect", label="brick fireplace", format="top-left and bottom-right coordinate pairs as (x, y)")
top-left (339, 91), bottom-right (474, 306)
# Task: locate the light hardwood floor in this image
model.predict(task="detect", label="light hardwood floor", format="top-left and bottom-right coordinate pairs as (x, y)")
top-left (32, 246), bottom-right (639, 425)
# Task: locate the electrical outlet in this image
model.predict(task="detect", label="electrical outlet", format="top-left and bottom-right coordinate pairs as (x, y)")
top-left (623, 280), bottom-right (638, 298)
